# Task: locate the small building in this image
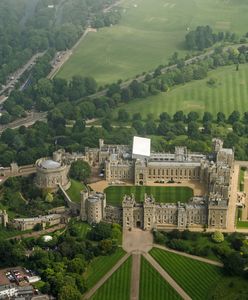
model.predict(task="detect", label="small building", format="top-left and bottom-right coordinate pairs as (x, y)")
top-left (0, 285), bottom-right (17, 299)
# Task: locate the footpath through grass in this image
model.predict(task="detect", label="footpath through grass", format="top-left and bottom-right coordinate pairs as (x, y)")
top-left (89, 255), bottom-right (132, 300)
top-left (150, 248), bottom-right (222, 300)
top-left (57, 0), bottom-right (248, 85)
top-left (84, 248), bottom-right (126, 289)
top-left (105, 186), bottom-right (193, 206)
top-left (66, 179), bottom-right (85, 203)
top-left (113, 64), bottom-right (248, 118)
top-left (140, 256), bottom-right (182, 300)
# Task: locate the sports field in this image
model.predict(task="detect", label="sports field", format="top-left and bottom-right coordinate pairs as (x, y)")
top-left (150, 248), bottom-right (223, 300)
top-left (105, 186), bottom-right (193, 206)
top-left (139, 256), bottom-right (182, 300)
top-left (57, 0), bottom-right (248, 85)
top-left (90, 256), bottom-right (132, 300)
top-left (113, 64), bottom-right (248, 118)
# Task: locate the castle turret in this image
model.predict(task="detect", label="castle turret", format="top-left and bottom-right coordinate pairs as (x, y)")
top-left (122, 194), bottom-right (135, 229)
top-left (143, 194), bottom-right (156, 230)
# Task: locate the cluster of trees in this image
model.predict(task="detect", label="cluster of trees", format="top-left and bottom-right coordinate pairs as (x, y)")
top-left (69, 160), bottom-right (91, 183)
top-left (0, 118), bottom-right (135, 166)
top-left (0, 177), bottom-right (64, 218)
top-left (0, 0), bottom-right (120, 85)
top-left (185, 25), bottom-right (241, 51)
top-left (0, 221), bottom-right (122, 300)
top-left (154, 230), bottom-right (248, 276)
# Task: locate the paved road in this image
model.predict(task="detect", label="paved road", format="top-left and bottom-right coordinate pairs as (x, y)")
top-left (83, 253), bottom-right (131, 300)
top-left (154, 244), bottom-right (223, 267)
top-left (3, 42), bottom-right (247, 131)
top-left (130, 253), bottom-right (141, 300)
top-left (0, 112), bottom-right (47, 134)
top-left (0, 52), bottom-right (45, 98)
top-left (143, 252), bottom-right (192, 300)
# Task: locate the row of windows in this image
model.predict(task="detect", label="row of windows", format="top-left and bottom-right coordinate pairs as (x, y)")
top-left (148, 168), bottom-right (200, 176)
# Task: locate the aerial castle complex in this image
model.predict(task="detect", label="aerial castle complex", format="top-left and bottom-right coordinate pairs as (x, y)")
top-left (82, 137), bottom-right (234, 230)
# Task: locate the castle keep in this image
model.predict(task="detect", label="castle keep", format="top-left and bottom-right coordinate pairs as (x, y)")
top-left (83, 137), bottom-right (234, 230)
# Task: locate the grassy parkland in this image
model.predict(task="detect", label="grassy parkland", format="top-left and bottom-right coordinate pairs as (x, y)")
top-left (150, 248), bottom-right (223, 300)
top-left (113, 64), bottom-right (248, 118)
top-left (84, 248), bottom-right (126, 289)
top-left (139, 256), bottom-right (182, 300)
top-left (90, 256), bottom-right (132, 300)
top-left (57, 0), bottom-right (248, 85)
top-left (104, 186), bottom-right (193, 206)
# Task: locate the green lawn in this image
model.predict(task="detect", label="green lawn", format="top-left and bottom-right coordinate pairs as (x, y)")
top-left (72, 221), bottom-right (91, 239)
top-left (57, 0), bottom-right (248, 85)
top-left (105, 186), bottom-right (193, 206)
top-left (84, 248), bottom-right (126, 289)
top-left (238, 167), bottom-right (246, 191)
top-left (236, 221), bottom-right (248, 228)
top-left (113, 64), bottom-right (248, 118)
top-left (140, 256), bottom-right (182, 300)
top-left (208, 276), bottom-right (248, 300)
top-left (66, 179), bottom-right (85, 203)
top-left (150, 248), bottom-right (223, 300)
top-left (89, 255), bottom-right (132, 300)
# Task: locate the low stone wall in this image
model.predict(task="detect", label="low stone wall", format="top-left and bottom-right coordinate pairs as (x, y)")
top-left (59, 184), bottom-right (80, 215)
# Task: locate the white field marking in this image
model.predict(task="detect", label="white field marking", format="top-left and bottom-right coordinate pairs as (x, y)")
top-left (163, 3), bottom-right (169, 7)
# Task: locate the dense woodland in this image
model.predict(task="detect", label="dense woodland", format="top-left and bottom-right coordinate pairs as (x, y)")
top-left (0, 221), bottom-right (122, 300)
top-left (0, 0), bottom-right (120, 84)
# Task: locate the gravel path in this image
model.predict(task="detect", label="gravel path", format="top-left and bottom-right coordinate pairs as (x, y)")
top-left (130, 252), bottom-right (141, 300)
top-left (83, 253), bottom-right (130, 300)
top-left (143, 252), bottom-right (192, 300)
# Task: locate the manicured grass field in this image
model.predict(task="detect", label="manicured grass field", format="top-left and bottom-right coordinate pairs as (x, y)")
top-left (57, 0), bottom-right (248, 85)
top-left (90, 255), bottom-right (132, 300)
top-left (150, 248), bottom-right (223, 300)
top-left (113, 64), bottom-right (248, 118)
top-left (105, 186), bottom-right (193, 206)
top-left (139, 256), bottom-right (182, 300)
top-left (66, 179), bottom-right (85, 203)
top-left (84, 248), bottom-right (126, 289)
top-left (238, 167), bottom-right (246, 191)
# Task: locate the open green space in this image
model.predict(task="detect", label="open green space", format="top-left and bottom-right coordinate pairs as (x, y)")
top-left (57, 0), bottom-right (248, 85)
top-left (139, 256), bottom-right (182, 300)
top-left (113, 64), bottom-right (248, 118)
top-left (150, 248), bottom-right (222, 300)
top-left (208, 276), bottom-right (248, 300)
top-left (84, 248), bottom-right (126, 289)
top-left (236, 220), bottom-right (248, 228)
top-left (66, 179), bottom-right (85, 203)
top-left (90, 255), bottom-right (132, 300)
top-left (105, 186), bottom-right (193, 206)
top-left (72, 221), bottom-right (91, 239)
top-left (238, 167), bottom-right (246, 191)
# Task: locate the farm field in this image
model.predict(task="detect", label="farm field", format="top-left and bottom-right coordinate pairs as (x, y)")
top-left (89, 255), bottom-right (132, 300)
top-left (150, 248), bottom-right (222, 300)
top-left (104, 186), bottom-right (193, 206)
top-left (139, 256), bottom-right (182, 300)
top-left (84, 248), bottom-right (126, 289)
top-left (57, 0), bottom-right (248, 85)
top-left (113, 64), bottom-right (248, 118)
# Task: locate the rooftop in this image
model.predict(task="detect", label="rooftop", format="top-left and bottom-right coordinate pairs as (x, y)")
top-left (40, 159), bottom-right (61, 169)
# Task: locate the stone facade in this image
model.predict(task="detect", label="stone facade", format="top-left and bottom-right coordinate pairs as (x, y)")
top-left (12, 214), bottom-right (66, 231)
top-left (84, 138), bottom-right (234, 230)
top-left (35, 151), bottom-right (71, 191)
